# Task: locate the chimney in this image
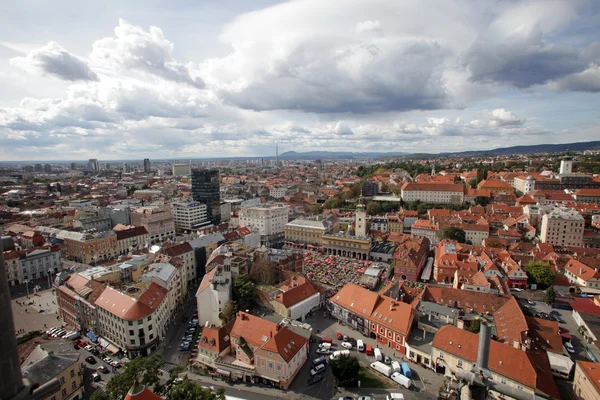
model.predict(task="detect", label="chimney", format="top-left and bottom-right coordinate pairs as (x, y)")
top-left (477, 321), bottom-right (491, 370)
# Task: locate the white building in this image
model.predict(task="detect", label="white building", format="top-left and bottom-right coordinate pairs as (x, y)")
top-left (513, 176), bottom-right (535, 194)
top-left (130, 207), bottom-right (175, 244)
top-left (411, 220), bottom-right (439, 249)
top-left (401, 183), bottom-right (464, 204)
top-left (195, 266), bottom-right (232, 327)
top-left (560, 157), bottom-right (573, 175)
top-left (564, 259), bottom-right (600, 294)
top-left (171, 201), bottom-right (208, 232)
top-left (172, 163), bottom-right (191, 176)
top-left (139, 262), bottom-right (183, 321)
top-left (238, 203), bottom-right (289, 246)
top-left (539, 207), bottom-right (585, 248)
top-left (269, 186), bottom-right (288, 199)
top-left (95, 284), bottom-right (169, 358)
top-left (462, 224), bottom-right (490, 246)
top-left (164, 242), bottom-right (197, 283)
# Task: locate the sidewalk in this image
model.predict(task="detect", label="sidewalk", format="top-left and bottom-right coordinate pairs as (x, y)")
top-left (185, 371), bottom-right (313, 400)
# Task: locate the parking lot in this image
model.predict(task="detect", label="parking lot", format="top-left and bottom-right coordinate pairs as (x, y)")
top-left (288, 312), bottom-right (443, 400)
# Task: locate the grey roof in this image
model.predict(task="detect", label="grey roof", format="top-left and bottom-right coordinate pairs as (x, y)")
top-left (22, 352), bottom-right (79, 386)
top-left (370, 241), bottom-right (397, 254)
top-left (406, 327), bottom-right (436, 354)
top-left (141, 262), bottom-right (177, 283)
top-left (286, 218), bottom-right (327, 229)
top-left (418, 301), bottom-right (459, 318)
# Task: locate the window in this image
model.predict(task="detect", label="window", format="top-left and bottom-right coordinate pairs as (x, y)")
top-left (128, 321), bottom-right (133, 326)
top-left (131, 339), bottom-right (135, 344)
top-left (60, 377), bottom-right (65, 384)
top-left (148, 325), bottom-right (153, 331)
top-left (439, 352), bottom-right (444, 359)
top-left (61, 389), bottom-right (67, 397)
top-left (137, 319), bottom-right (143, 325)
top-left (149, 333), bottom-right (154, 340)
top-left (148, 316), bottom-right (152, 321)
top-left (72, 382), bottom-right (76, 390)
top-left (501, 378), bottom-right (507, 384)
top-left (70, 369), bottom-right (75, 378)
top-left (517, 385), bottom-right (523, 390)
top-left (457, 360), bottom-right (463, 368)
top-left (129, 330), bottom-right (134, 335)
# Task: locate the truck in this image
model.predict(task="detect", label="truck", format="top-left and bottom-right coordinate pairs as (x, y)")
top-left (390, 372), bottom-right (412, 389)
top-left (370, 361), bottom-right (393, 377)
top-left (400, 362), bottom-right (412, 378)
top-left (374, 348), bottom-right (382, 362)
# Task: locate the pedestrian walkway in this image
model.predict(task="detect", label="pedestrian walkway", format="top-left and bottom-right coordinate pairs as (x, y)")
top-left (160, 362), bottom-right (180, 374)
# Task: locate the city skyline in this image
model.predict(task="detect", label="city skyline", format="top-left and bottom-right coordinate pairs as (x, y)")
top-left (1, 0), bottom-right (599, 161)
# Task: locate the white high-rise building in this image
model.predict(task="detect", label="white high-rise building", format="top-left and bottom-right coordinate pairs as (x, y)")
top-left (171, 201), bottom-right (209, 232)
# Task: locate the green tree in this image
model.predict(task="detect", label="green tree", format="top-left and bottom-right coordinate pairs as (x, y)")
top-left (219, 300), bottom-right (239, 324)
top-left (468, 178), bottom-right (478, 188)
top-left (91, 356), bottom-right (164, 400)
top-left (467, 319), bottom-right (481, 334)
top-left (55, 182), bottom-right (62, 193)
top-left (437, 226), bottom-right (466, 243)
top-left (169, 379), bottom-right (226, 400)
top-left (524, 261), bottom-right (556, 288)
top-left (544, 286), bottom-right (557, 305)
top-left (366, 201), bottom-right (381, 215)
top-left (6, 199), bottom-right (21, 207)
top-left (233, 275), bottom-right (257, 311)
top-left (46, 183), bottom-right (53, 192)
top-left (329, 355), bottom-right (360, 387)
top-left (474, 196), bottom-right (489, 207)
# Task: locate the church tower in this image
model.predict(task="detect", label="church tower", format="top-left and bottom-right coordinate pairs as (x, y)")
top-left (355, 195), bottom-right (367, 237)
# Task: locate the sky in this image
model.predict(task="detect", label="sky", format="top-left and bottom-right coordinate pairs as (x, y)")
top-left (0, 0), bottom-right (599, 161)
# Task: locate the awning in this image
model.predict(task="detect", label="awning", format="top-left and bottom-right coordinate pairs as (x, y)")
top-left (99, 338), bottom-right (120, 354)
top-left (87, 332), bottom-right (98, 342)
top-left (215, 369), bottom-right (231, 377)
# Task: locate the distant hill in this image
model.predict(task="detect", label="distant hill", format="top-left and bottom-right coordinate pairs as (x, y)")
top-left (439, 140), bottom-right (600, 157)
top-left (278, 151), bottom-right (409, 160)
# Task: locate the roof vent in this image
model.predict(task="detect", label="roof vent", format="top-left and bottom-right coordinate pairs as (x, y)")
top-left (449, 341), bottom-right (453, 345)
top-left (499, 360), bottom-right (503, 365)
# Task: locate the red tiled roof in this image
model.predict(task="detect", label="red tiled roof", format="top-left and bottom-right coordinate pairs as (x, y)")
top-left (493, 297), bottom-right (527, 346)
top-left (124, 385), bottom-right (164, 400)
top-left (277, 281), bottom-right (318, 308)
top-left (402, 182), bottom-right (464, 192)
top-left (576, 361), bottom-right (600, 395)
top-left (95, 283), bottom-right (167, 321)
top-left (114, 226), bottom-right (148, 241)
top-left (164, 242), bottom-right (193, 257)
top-left (565, 259), bottom-right (600, 281)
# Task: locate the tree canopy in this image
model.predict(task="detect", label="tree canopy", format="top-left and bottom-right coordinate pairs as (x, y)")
top-left (90, 356), bottom-right (164, 400)
top-left (329, 355), bottom-right (360, 387)
top-left (233, 275), bottom-right (257, 312)
top-left (524, 261), bottom-right (556, 288)
top-left (437, 226), bottom-right (466, 243)
top-left (219, 300), bottom-right (239, 324)
top-left (544, 286), bottom-right (557, 305)
top-left (169, 379), bottom-right (226, 400)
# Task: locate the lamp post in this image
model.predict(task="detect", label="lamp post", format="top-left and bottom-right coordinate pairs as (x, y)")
top-left (24, 279), bottom-right (30, 298)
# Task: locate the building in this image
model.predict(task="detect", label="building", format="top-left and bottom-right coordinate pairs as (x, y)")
top-left (269, 186), bottom-right (288, 199)
top-left (171, 201), bottom-right (209, 232)
top-left (573, 361), bottom-right (600, 400)
top-left (143, 158), bottom-right (151, 173)
top-left (125, 382), bottom-right (164, 400)
top-left (411, 220), bottom-right (439, 249)
top-left (140, 262), bottom-right (184, 319)
top-left (362, 180), bottom-right (379, 197)
top-left (73, 216), bottom-right (112, 232)
top-left (21, 340), bottom-right (84, 400)
top-left (172, 163), bottom-right (191, 176)
top-left (63, 230), bottom-right (118, 265)
top-left (34, 163), bottom-right (42, 172)
top-left (401, 182), bottom-right (464, 205)
top-left (257, 274), bottom-right (320, 321)
top-left (284, 215), bottom-right (339, 248)
top-left (392, 234), bottom-right (430, 281)
top-left (195, 311), bottom-right (308, 389)
top-left (88, 158), bottom-right (99, 172)
top-left (3, 249), bottom-right (22, 286)
top-left (18, 248), bottom-right (62, 281)
top-left (321, 233), bottom-right (371, 260)
top-left (192, 169), bottom-right (221, 224)
top-left (114, 225), bottom-right (149, 255)
top-left (477, 179), bottom-right (515, 194)
top-left (196, 265), bottom-right (232, 327)
top-left (239, 203), bottom-right (289, 247)
top-left (329, 283), bottom-right (415, 354)
top-left (560, 157), bottom-right (573, 175)
top-left (130, 207), bottom-right (175, 244)
top-left (573, 188), bottom-right (600, 204)
top-left (101, 205), bottom-right (133, 226)
top-left (513, 176), bottom-right (535, 194)
top-left (95, 284), bottom-right (169, 358)
top-left (56, 273), bottom-right (104, 333)
top-left (163, 242), bottom-right (197, 283)
top-left (564, 259), bottom-right (600, 294)
top-left (540, 207), bottom-right (585, 248)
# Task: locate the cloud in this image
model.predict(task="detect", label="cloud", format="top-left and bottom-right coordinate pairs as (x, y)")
top-left (356, 20), bottom-right (382, 35)
top-left (91, 19), bottom-right (204, 88)
top-left (487, 108), bottom-right (525, 127)
top-left (333, 121), bottom-right (353, 135)
top-left (10, 41), bottom-right (98, 81)
top-left (549, 66), bottom-right (600, 92)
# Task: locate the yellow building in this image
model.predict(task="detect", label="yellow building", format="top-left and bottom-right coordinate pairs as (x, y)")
top-left (321, 233), bottom-right (371, 260)
top-left (21, 340), bottom-right (84, 400)
top-left (573, 361), bottom-right (600, 400)
top-left (284, 215), bottom-right (339, 248)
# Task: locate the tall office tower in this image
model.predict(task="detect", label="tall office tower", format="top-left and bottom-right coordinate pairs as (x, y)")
top-left (191, 169), bottom-right (221, 224)
top-left (88, 158), bottom-right (99, 172)
top-left (123, 163), bottom-right (131, 173)
top-left (43, 164), bottom-right (52, 173)
top-left (34, 163), bottom-right (43, 172)
top-left (70, 162), bottom-right (77, 170)
top-left (143, 158), bottom-right (151, 173)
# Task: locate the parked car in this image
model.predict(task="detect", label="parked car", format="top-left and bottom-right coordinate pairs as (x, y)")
top-left (320, 337), bottom-right (333, 344)
top-left (97, 365), bottom-right (108, 373)
top-left (383, 355), bottom-right (391, 365)
top-left (565, 342), bottom-right (575, 354)
top-left (85, 356), bottom-right (97, 364)
top-left (92, 372), bottom-right (101, 382)
top-left (336, 332), bottom-right (343, 340)
top-left (90, 348), bottom-right (100, 356)
top-left (310, 363), bottom-right (326, 376)
top-left (338, 397), bottom-right (356, 400)
top-left (341, 342), bottom-right (353, 349)
top-left (85, 345), bottom-right (93, 351)
top-left (309, 373), bottom-right (325, 385)
top-left (103, 357), bottom-right (113, 364)
top-left (316, 348), bottom-right (331, 355)
top-left (358, 397), bottom-right (375, 400)
top-left (527, 299), bottom-right (535, 305)
top-left (110, 361), bottom-right (122, 368)
top-left (312, 356), bottom-right (327, 367)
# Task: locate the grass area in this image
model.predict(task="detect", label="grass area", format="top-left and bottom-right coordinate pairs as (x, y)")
top-left (17, 330), bottom-right (42, 345)
top-left (357, 366), bottom-right (396, 389)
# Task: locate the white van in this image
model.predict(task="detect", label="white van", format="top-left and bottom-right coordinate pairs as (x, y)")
top-left (391, 361), bottom-right (401, 373)
top-left (357, 340), bottom-right (364, 352)
top-left (390, 372), bottom-right (412, 389)
top-left (318, 342), bottom-right (332, 350)
top-left (374, 347), bottom-right (382, 361)
top-left (329, 350), bottom-right (350, 360)
top-left (386, 394), bottom-right (405, 400)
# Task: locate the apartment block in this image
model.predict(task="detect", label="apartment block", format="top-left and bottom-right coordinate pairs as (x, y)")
top-left (540, 207), bottom-right (585, 248)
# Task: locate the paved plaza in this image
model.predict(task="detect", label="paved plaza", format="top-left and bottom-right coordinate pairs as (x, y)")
top-left (11, 288), bottom-right (63, 336)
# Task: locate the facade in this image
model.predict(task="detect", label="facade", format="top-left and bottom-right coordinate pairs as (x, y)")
top-left (540, 207), bottom-right (585, 248)
top-left (140, 263), bottom-right (184, 320)
top-left (401, 182), bottom-right (464, 204)
top-left (171, 201), bottom-right (209, 232)
top-left (239, 203), bottom-right (289, 247)
top-left (130, 207), bottom-right (176, 244)
top-left (95, 284), bottom-right (169, 358)
top-left (143, 158), bottom-right (151, 173)
top-left (21, 342), bottom-right (84, 400)
top-left (257, 274), bottom-right (320, 321)
top-left (411, 220), bottom-right (439, 249)
top-left (431, 325), bottom-right (559, 400)
top-left (573, 188), bottom-right (600, 204)
top-left (3, 250), bottom-right (22, 286)
top-left (560, 157), bottom-right (573, 175)
top-left (513, 176), bottom-right (535, 194)
top-left (392, 234), bottom-right (430, 281)
top-left (73, 216), bottom-right (112, 232)
top-left (462, 223), bottom-right (489, 246)
top-left (57, 273), bottom-right (104, 334)
top-left (18, 248), bottom-right (62, 281)
top-left (196, 266), bottom-right (232, 327)
top-left (564, 259), bottom-right (600, 294)
top-left (284, 215), bottom-right (338, 247)
top-left (114, 226), bottom-right (149, 255)
top-left (164, 242), bottom-right (197, 283)
top-left (63, 231), bottom-right (118, 265)
top-left (172, 163), bottom-right (191, 176)
top-left (362, 180), bottom-right (379, 197)
top-left (321, 233), bottom-right (371, 260)
top-left (329, 283), bottom-right (415, 354)
top-left (573, 361), bottom-right (600, 400)
top-left (88, 158), bottom-right (99, 172)
top-left (269, 186), bottom-right (288, 199)
top-left (192, 169), bottom-right (221, 224)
